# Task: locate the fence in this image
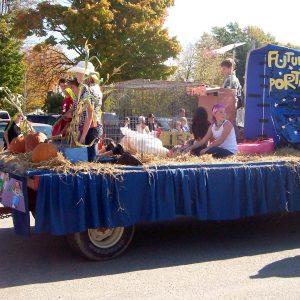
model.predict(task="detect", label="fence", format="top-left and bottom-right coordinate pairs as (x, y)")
top-left (100, 80), bottom-right (199, 156)
top-left (100, 115), bottom-right (193, 157)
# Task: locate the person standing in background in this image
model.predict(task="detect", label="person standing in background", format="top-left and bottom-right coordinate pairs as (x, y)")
top-left (52, 78), bottom-right (74, 136)
top-left (136, 116), bottom-right (150, 134)
top-left (172, 108), bottom-right (186, 129)
top-left (178, 108), bottom-right (186, 118)
top-left (220, 58), bottom-right (242, 108)
top-left (124, 117), bottom-right (131, 128)
top-left (147, 113), bottom-right (157, 132)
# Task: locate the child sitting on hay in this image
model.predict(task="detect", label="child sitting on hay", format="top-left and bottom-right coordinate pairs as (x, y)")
top-left (187, 103), bottom-right (237, 158)
top-left (173, 107), bottom-right (210, 156)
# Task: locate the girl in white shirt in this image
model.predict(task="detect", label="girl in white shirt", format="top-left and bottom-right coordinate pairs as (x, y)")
top-left (190, 103), bottom-right (237, 158)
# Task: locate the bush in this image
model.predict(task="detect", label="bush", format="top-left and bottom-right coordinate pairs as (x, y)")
top-left (43, 92), bottom-right (63, 114)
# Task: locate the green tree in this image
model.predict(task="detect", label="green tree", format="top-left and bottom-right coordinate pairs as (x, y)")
top-left (194, 33), bottom-right (225, 86)
top-left (172, 43), bottom-right (197, 81)
top-left (0, 16), bottom-right (25, 93)
top-left (13, 0), bottom-right (181, 81)
top-left (211, 22), bottom-right (276, 84)
top-left (173, 33), bottom-right (225, 86)
top-left (43, 92), bottom-right (63, 113)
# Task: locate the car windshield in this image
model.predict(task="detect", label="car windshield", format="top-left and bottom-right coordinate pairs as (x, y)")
top-left (33, 125), bottom-right (52, 138)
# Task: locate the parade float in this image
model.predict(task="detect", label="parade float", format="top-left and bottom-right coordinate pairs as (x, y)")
top-left (1, 44), bottom-right (300, 261)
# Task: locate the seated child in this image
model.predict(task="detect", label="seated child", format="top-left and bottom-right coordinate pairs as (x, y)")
top-left (174, 107), bottom-right (210, 156)
top-left (180, 117), bottom-right (190, 132)
top-left (190, 103), bottom-right (237, 158)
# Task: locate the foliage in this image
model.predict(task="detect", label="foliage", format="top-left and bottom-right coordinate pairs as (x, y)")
top-left (173, 33), bottom-right (225, 86)
top-left (43, 92), bottom-right (63, 114)
top-left (211, 22), bottom-right (277, 85)
top-left (0, 16), bottom-right (25, 94)
top-left (24, 44), bottom-right (71, 111)
top-left (0, 86), bottom-right (35, 132)
top-left (172, 43), bottom-right (197, 81)
top-left (174, 23), bottom-right (297, 87)
top-left (193, 34), bottom-right (225, 86)
top-left (13, 0), bottom-right (181, 82)
top-left (0, 0), bottom-right (39, 15)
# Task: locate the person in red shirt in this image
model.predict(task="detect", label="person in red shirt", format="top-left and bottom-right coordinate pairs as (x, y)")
top-left (52, 79), bottom-right (74, 136)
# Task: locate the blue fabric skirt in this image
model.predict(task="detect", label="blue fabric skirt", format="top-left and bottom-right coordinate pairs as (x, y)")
top-left (29, 161), bottom-right (300, 235)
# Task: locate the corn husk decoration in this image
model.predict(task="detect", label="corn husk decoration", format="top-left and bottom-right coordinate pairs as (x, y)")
top-left (67, 41), bottom-right (124, 148)
top-left (0, 87), bottom-right (35, 135)
top-left (65, 42), bottom-right (99, 147)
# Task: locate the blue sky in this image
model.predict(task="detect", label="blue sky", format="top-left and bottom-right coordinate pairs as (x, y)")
top-left (165, 0), bottom-right (300, 47)
top-left (25, 0), bottom-right (300, 55)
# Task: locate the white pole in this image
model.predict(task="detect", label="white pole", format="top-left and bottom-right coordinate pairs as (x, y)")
top-left (231, 46), bottom-right (236, 89)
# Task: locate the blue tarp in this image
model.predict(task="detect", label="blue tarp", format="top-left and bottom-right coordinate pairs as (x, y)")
top-left (17, 162), bottom-right (300, 235)
top-left (244, 44), bottom-right (300, 144)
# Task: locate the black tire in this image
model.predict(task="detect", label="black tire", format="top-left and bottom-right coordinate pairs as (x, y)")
top-left (67, 226), bottom-right (135, 261)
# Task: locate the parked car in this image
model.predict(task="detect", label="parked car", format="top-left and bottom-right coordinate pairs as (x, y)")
top-left (0, 122), bottom-right (53, 149)
top-left (0, 121), bottom-right (9, 148)
top-left (29, 123), bottom-right (53, 138)
top-left (102, 112), bottom-right (123, 143)
top-left (26, 114), bottom-right (60, 126)
top-left (0, 110), bottom-right (10, 121)
top-left (155, 117), bottom-right (173, 131)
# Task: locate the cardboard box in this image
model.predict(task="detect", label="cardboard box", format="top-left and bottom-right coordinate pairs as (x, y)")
top-left (198, 88), bottom-right (236, 124)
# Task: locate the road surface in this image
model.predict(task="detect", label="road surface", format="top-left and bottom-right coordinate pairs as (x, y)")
top-left (1, 214), bottom-right (300, 299)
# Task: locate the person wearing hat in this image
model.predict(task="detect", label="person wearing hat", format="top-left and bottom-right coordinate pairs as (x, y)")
top-left (68, 61), bottom-right (103, 162)
top-left (136, 116), bottom-right (150, 134)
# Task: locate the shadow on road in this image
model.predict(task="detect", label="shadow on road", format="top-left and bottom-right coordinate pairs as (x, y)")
top-left (250, 255), bottom-right (300, 279)
top-left (1, 213), bottom-right (300, 288)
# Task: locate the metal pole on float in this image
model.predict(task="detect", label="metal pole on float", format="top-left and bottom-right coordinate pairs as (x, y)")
top-left (230, 46), bottom-right (236, 89)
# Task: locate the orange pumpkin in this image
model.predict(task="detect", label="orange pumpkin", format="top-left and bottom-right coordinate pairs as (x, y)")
top-left (9, 135), bottom-right (26, 154)
top-left (25, 132), bottom-right (47, 152)
top-left (32, 143), bottom-right (58, 163)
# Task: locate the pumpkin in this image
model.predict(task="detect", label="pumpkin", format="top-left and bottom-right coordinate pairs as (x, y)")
top-left (9, 135), bottom-right (26, 154)
top-left (32, 143), bottom-right (58, 163)
top-left (25, 132), bottom-right (47, 152)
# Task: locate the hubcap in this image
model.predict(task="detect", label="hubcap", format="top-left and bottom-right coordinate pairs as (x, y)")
top-left (88, 227), bottom-right (124, 249)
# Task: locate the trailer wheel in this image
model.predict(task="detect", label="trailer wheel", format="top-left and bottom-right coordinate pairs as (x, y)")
top-left (67, 226), bottom-right (135, 261)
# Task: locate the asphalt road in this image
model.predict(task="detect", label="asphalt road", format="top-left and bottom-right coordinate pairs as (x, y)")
top-left (1, 214), bottom-right (300, 299)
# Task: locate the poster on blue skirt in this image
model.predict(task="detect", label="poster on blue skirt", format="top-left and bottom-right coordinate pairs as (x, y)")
top-left (0, 172), bottom-right (25, 212)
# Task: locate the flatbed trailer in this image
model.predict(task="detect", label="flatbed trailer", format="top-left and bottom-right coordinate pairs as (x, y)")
top-left (2, 43), bottom-right (300, 260)
top-left (1, 159), bottom-right (300, 260)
